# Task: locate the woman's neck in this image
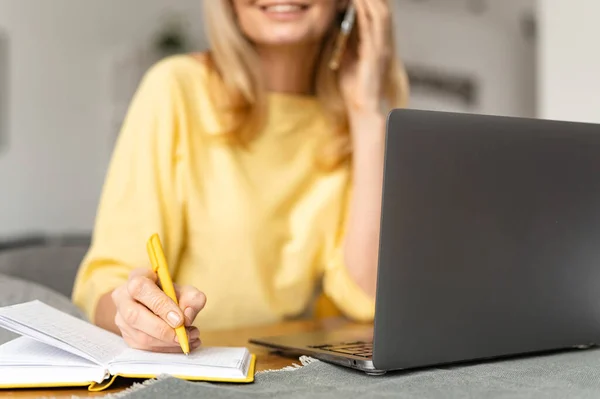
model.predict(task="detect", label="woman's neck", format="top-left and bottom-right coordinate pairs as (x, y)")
top-left (256, 44), bottom-right (321, 95)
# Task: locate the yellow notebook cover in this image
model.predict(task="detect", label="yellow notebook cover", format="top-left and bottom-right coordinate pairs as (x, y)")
top-left (0, 353), bottom-right (256, 392)
top-left (0, 301), bottom-right (256, 391)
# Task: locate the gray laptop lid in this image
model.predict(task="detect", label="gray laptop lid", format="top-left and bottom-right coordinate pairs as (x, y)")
top-left (373, 109), bottom-right (600, 371)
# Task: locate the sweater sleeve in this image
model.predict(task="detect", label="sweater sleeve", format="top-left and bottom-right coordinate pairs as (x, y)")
top-left (71, 60), bottom-right (186, 322)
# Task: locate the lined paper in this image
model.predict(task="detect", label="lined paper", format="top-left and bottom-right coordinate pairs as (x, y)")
top-left (0, 301), bottom-right (126, 365)
top-left (113, 346), bottom-right (248, 368)
top-left (0, 336), bottom-right (97, 367)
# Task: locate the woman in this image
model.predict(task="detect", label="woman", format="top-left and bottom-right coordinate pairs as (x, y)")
top-left (72, 0), bottom-right (409, 353)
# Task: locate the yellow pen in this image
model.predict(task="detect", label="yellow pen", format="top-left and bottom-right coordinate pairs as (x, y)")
top-left (146, 233), bottom-right (190, 355)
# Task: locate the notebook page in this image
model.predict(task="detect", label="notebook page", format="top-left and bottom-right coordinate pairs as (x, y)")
top-left (111, 346), bottom-right (248, 368)
top-left (0, 301), bottom-right (127, 365)
top-left (109, 347), bottom-right (250, 379)
top-left (0, 336), bottom-right (98, 368)
top-left (0, 338), bottom-right (108, 386)
top-left (0, 317), bottom-right (94, 362)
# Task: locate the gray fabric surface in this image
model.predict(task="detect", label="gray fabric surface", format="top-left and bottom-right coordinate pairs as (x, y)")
top-left (0, 273), bottom-right (86, 345)
top-left (1, 245), bottom-right (599, 398)
top-left (104, 348), bottom-right (600, 399)
top-left (0, 244), bottom-right (88, 297)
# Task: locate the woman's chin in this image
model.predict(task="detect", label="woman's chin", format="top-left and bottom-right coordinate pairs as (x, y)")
top-left (250, 30), bottom-right (322, 48)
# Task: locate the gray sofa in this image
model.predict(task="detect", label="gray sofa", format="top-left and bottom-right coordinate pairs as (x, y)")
top-left (0, 239), bottom-right (88, 298)
top-left (0, 237), bottom-right (90, 344)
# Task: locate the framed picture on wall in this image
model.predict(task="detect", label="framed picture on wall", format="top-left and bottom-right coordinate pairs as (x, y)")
top-left (405, 64), bottom-right (479, 114)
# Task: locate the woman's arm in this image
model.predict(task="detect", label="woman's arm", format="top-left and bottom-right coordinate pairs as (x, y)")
top-left (338, 0), bottom-right (394, 298)
top-left (72, 60), bottom-right (207, 352)
top-left (343, 111), bottom-right (386, 298)
top-left (71, 61), bottom-right (183, 324)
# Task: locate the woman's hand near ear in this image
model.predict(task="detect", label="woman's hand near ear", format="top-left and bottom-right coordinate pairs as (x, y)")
top-left (339, 0), bottom-right (392, 115)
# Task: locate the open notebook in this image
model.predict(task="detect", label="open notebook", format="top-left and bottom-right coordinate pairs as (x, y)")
top-left (0, 300), bottom-right (255, 391)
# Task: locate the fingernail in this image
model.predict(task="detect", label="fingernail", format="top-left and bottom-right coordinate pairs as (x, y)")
top-left (184, 307), bottom-right (194, 324)
top-left (167, 311), bottom-right (182, 327)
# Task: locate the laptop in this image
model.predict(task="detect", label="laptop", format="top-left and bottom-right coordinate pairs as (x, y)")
top-left (250, 109), bottom-right (600, 375)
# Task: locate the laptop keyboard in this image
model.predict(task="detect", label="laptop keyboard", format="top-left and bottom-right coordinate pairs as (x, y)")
top-left (309, 341), bottom-right (373, 358)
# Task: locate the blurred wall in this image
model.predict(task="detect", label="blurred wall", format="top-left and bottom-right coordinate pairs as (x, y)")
top-left (537, 0), bottom-right (600, 123)
top-left (0, 0), bottom-right (537, 238)
top-left (0, 0), bottom-right (206, 238)
top-left (395, 0), bottom-right (536, 118)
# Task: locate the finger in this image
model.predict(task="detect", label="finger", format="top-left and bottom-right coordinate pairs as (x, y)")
top-left (116, 296), bottom-right (179, 343)
top-left (177, 286), bottom-right (207, 326)
top-left (353, 0), bottom-right (373, 47)
top-left (364, 0), bottom-right (391, 48)
top-left (129, 267), bottom-right (158, 283)
top-left (117, 312), bottom-right (202, 351)
top-left (368, 0), bottom-right (390, 17)
top-left (127, 274), bottom-right (184, 328)
top-left (176, 326), bottom-right (201, 344)
top-left (368, 0), bottom-right (391, 26)
top-left (116, 312), bottom-right (175, 348)
top-left (360, 0), bottom-right (381, 43)
top-left (111, 284), bottom-right (128, 305)
top-left (130, 267), bottom-right (162, 290)
top-left (122, 329), bottom-right (200, 353)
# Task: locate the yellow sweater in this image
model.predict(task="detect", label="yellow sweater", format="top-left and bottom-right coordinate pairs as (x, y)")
top-left (72, 55), bottom-right (375, 331)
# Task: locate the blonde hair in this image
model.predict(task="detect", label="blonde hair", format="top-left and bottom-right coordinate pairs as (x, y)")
top-left (202, 0), bottom-right (410, 169)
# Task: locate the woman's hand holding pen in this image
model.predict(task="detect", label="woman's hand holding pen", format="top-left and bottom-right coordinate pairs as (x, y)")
top-left (111, 267), bottom-right (206, 353)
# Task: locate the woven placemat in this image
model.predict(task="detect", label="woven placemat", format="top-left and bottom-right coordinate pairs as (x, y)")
top-left (91, 347), bottom-right (600, 399)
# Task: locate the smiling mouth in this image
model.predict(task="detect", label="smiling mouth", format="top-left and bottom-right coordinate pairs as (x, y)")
top-left (259, 3), bottom-right (310, 13)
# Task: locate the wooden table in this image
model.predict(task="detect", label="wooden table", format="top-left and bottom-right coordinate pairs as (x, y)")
top-left (0, 318), bottom-right (359, 399)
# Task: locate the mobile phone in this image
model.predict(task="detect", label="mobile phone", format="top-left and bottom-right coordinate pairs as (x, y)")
top-left (329, 3), bottom-right (356, 71)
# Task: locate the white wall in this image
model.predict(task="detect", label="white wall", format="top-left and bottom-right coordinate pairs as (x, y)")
top-left (394, 0), bottom-right (536, 117)
top-left (537, 0), bottom-right (600, 123)
top-left (0, 0), bottom-right (206, 238)
top-left (0, 0), bottom-right (537, 238)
